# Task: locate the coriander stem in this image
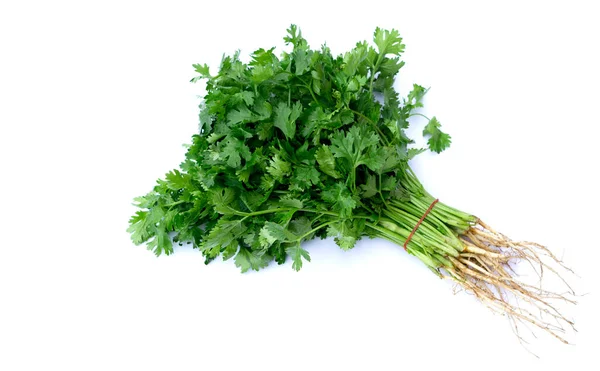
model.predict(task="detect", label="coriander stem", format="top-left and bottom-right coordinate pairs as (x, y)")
top-left (369, 53), bottom-right (383, 96)
top-left (348, 109), bottom-right (390, 146)
top-left (238, 208), bottom-right (339, 218)
top-left (409, 112), bottom-right (430, 121)
top-left (296, 221), bottom-right (335, 241)
top-left (365, 222), bottom-right (405, 246)
top-left (164, 200), bottom-right (187, 207)
top-left (297, 78), bottom-right (320, 107)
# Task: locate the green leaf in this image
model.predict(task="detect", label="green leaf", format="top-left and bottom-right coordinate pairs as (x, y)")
top-left (227, 106), bottom-right (254, 127)
top-left (360, 174), bottom-right (378, 198)
top-left (232, 91), bottom-right (255, 106)
top-left (202, 219), bottom-right (247, 258)
top-left (407, 84), bottom-right (428, 107)
top-left (127, 211), bottom-right (150, 245)
top-left (164, 169), bottom-right (191, 191)
top-left (291, 166), bottom-right (320, 190)
top-left (373, 27), bottom-right (405, 56)
top-left (221, 137), bottom-right (251, 168)
top-left (251, 64), bottom-right (275, 84)
top-left (253, 98), bottom-right (272, 120)
top-left (330, 124), bottom-right (380, 169)
top-left (274, 101), bottom-right (303, 139)
top-left (250, 47), bottom-right (277, 66)
top-left (288, 217), bottom-right (312, 237)
top-left (423, 116), bottom-right (451, 153)
top-left (286, 245), bottom-right (311, 271)
top-left (191, 63), bottom-right (211, 82)
top-left (284, 24), bottom-right (305, 48)
top-left (315, 145), bottom-right (341, 178)
top-left (199, 106), bottom-right (213, 133)
top-left (222, 241), bottom-right (239, 261)
top-left (256, 121), bottom-right (274, 141)
top-left (259, 221), bottom-right (290, 248)
top-left (279, 198), bottom-right (304, 209)
top-left (146, 228), bottom-right (174, 256)
top-left (321, 182), bottom-right (357, 217)
top-left (211, 188), bottom-right (237, 215)
top-left (343, 41), bottom-right (369, 76)
top-left (293, 48), bottom-right (310, 75)
top-left (234, 247), bottom-right (271, 273)
top-left (266, 154), bottom-right (291, 181)
top-left (327, 220), bottom-right (359, 251)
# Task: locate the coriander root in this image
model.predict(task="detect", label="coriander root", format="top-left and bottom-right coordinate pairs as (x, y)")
top-left (445, 221), bottom-right (575, 345)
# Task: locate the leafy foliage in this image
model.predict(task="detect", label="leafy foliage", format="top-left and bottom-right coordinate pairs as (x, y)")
top-left (128, 25), bottom-right (452, 272)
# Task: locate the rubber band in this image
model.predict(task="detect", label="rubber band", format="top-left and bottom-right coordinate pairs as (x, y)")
top-left (404, 199), bottom-right (439, 251)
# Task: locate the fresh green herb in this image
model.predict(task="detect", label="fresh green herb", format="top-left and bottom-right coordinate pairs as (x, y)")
top-left (128, 25), bottom-right (574, 344)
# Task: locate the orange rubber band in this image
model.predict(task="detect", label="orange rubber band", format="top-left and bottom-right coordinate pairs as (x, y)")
top-left (404, 199), bottom-right (439, 251)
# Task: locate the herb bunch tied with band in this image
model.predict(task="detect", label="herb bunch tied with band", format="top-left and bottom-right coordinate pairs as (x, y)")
top-left (128, 25), bottom-right (575, 344)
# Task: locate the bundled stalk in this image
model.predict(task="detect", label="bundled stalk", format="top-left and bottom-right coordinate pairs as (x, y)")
top-left (369, 168), bottom-right (575, 344)
top-left (128, 25), bottom-right (575, 344)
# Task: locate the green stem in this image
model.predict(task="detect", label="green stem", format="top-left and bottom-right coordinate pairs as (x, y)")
top-left (304, 83), bottom-right (320, 106)
top-left (296, 221), bottom-right (335, 241)
top-left (381, 209), bottom-right (460, 257)
top-left (348, 109), bottom-right (390, 146)
top-left (164, 200), bottom-right (187, 207)
top-left (369, 53), bottom-right (383, 96)
top-left (377, 173), bottom-right (390, 209)
top-left (365, 222), bottom-right (405, 246)
top-left (409, 112), bottom-right (430, 121)
top-left (238, 208), bottom-right (339, 218)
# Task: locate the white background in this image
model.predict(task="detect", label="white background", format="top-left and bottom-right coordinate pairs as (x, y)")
top-left (1, 1), bottom-right (599, 370)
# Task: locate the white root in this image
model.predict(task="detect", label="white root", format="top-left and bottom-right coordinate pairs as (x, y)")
top-left (442, 220), bottom-right (576, 346)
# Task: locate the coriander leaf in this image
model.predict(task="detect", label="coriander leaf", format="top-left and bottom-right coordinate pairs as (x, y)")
top-left (423, 116), bottom-right (451, 153)
top-left (252, 98), bottom-right (272, 120)
top-left (284, 24), bottom-right (305, 48)
top-left (291, 166), bottom-right (320, 190)
top-left (127, 211), bottom-right (151, 245)
top-left (321, 182), bottom-right (357, 217)
top-left (293, 48), bottom-right (310, 75)
top-left (191, 63), bottom-right (211, 82)
top-left (259, 221), bottom-right (289, 248)
top-left (315, 145), bottom-right (341, 178)
top-left (227, 105), bottom-right (254, 127)
top-left (267, 154), bottom-right (292, 181)
top-left (146, 228), bottom-right (174, 256)
top-left (199, 106), bottom-right (213, 134)
top-left (279, 198), bottom-right (304, 209)
top-left (330, 124), bottom-right (379, 169)
top-left (201, 219), bottom-right (247, 258)
top-left (288, 217), bottom-right (312, 237)
top-left (286, 244), bottom-right (311, 271)
top-left (222, 241), bottom-right (239, 261)
top-left (374, 27), bottom-right (405, 57)
top-left (251, 64), bottom-right (275, 84)
top-left (327, 220), bottom-right (358, 251)
top-left (406, 84), bottom-right (428, 108)
top-left (164, 169), bottom-right (192, 191)
top-left (221, 137), bottom-right (251, 168)
top-left (232, 91), bottom-right (255, 106)
top-left (360, 174), bottom-right (378, 198)
top-left (274, 101), bottom-right (302, 139)
top-left (343, 41), bottom-right (369, 76)
top-left (210, 188), bottom-right (238, 215)
top-left (234, 247), bottom-right (271, 273)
